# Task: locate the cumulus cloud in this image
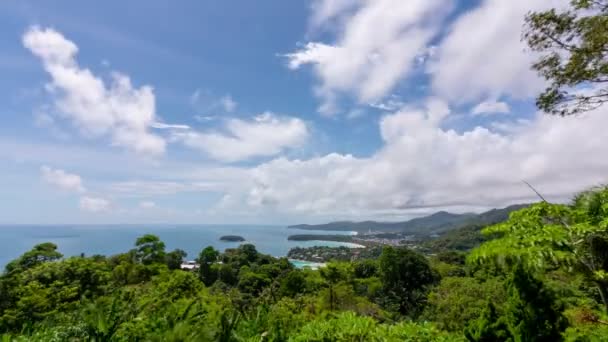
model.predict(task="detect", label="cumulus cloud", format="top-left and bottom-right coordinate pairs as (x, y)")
top-left (79, 196), bottom-right (111, 212)
top-left (287, 0), bottom-right (452, 115)
top-left (212, 102), bottom-right (608, 219)
top-left (41, 165), bottom-right (86, 193)
top-left (23, 27), bottom-right (166, 156)
top-left (472, 101), bottom-right (511, 116)
top-left (429, 0), bottom-right (567, 102)
top-left (172, 112), bottom-right (308, 162)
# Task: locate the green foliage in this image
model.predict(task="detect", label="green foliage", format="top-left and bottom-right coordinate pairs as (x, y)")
top-left (319, 263), bottom-right (347, 311)
top-left (198, 246), bottom-right (220, 285)
top-left (464, 302), bottom-right (512, 342)
top-left (423, 225), bottom-right (491, 253)
top-left (135, 234), bottom-right (166, 265)
top-left (4, 242), bottom-right (62, 274)
top-left (505, 265), bottom-right (568, 341)
top-left (424, 276), bottom-right (506, 332)
top-left (165, 249), bottom-right (186, 270)
top-left (524, 0), bottom-right (608, 115)
top-left (353, 259), bottom-right (378, 278)
top-left (470, 187), bottom-right (608, 312)
top-left (562, 306), bottom-right (608, 341)
top-left (2, 189), bottom-right (608, 341)
top-left (464, 266), bottom-right (568, 342)
top-left (379, 246), bottom-right (438, 316)
top-left (289, 312), bottom-right (465, 341)
top-left (279, 269), bottom-right (306, 297)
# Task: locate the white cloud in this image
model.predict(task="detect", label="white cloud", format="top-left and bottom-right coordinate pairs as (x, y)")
top-left (150, 122), bottom-right (190, 130)
top-left (173, 112), bottom-right (308, 162)
top-left (287, 0), bottom-right (452, 115)
top-left (220, 95), bottom-right (237, 113)
top-left (213, 103), bottom-right (608, 219)
top-left (369, 95), bottom-right (406, 112)
top-left (23, 27), bottom-right (166, 156)
top-left (33, 108), bottom-right (71, 140)
top-left (190, 89), bottom-right (238, 114)
top-left (41, 165), bottom-right (86, 193)
top-left (79, 196), bottom-right (110, 212)
top-left (430, 0), bottom-right (567, 103)
top-left (472, 101), bottom-right (511, 115)
top-left (346, 108), bottom-right (365, 120)
top-left (139, 201), bottom-right (156, 209)
top-left (309, 0), bottom-right (363, 29)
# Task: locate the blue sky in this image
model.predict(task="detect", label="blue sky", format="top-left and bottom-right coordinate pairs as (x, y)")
top-left (1, 0), bottom-right (607, 224)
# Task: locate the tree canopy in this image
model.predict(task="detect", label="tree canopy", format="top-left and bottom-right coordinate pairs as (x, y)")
top-left (524, 0), bottom-right (608, 115)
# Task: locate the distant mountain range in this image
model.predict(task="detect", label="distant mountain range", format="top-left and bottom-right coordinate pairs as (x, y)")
top-left (288, 204), bottom-right (529, 235)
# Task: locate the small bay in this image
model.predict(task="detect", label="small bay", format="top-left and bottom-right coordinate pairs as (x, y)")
top-left (0, 224), bottom-right (357, 267)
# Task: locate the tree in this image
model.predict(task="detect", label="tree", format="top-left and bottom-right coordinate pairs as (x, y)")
top-left (238, 244), bottom-right (258, 265)
top-left (425, 277), bottom-right (507, 332)
top-left (504, 265), bottom-right (567, 341)
top-left (379, 246), bottom-right (437, 316)
top-left (353, 260), bottom-right (378, 279)
top-left (217, 264), bottom-right (238, 286)
top-left (469, 187), bottom-right (608, 313)
top-left (165, 249), bottom-right (187, 270)
top-left (465, 266), bottom-right (567, 341)
top-left (4, 243), bottom-right (62, 273)
top-left (197, 246), bottom-right (219, 286)
top-left (279, 270), bottom-right (306, 297)
top-left (524, 0), bottom-right (608, 115)
top-left (464, 302), bottom-right (512, 342)
top-left (319, 264), bottom-right (344, 311)
top-left (134, 235), bottom-right (166, 265)
top-left (237, 270), bottom-right (270, 296)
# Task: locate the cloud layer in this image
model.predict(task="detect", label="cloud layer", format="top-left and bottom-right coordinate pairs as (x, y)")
top-left (215, 101), bottom-right (608, 219)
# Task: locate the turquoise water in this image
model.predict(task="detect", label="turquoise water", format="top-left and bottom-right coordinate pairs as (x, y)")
top-left (0, 225), bottom-right (356, 268)
top-left (289, 259), bottom-right (326, 269)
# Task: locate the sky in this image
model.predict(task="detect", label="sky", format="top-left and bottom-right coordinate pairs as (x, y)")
top-left (1, 0), bottom-right (607, 225)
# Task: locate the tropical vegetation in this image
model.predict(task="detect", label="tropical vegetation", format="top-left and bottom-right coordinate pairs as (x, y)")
top-left (1, 186), bottom-right (608, 341)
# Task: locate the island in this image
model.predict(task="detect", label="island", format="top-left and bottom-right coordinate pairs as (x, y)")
top-left (219, 235), bottom-right (246, 242)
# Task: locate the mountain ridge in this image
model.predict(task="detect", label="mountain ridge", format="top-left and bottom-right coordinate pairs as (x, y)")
top-left (288, 204), bottom-right (529, 235)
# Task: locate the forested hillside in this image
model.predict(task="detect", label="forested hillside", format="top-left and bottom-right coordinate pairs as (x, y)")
top-left (1, 186), bottom-right (608, 341)
top-left (288, 204), bottom-right (528, 235)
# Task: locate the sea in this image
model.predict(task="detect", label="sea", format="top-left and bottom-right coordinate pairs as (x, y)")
top-left (0, 224), bottom-right (360, 268)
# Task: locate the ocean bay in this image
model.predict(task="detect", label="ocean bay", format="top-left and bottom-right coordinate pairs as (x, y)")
top-left (0, 224), bottom-right (357, 267)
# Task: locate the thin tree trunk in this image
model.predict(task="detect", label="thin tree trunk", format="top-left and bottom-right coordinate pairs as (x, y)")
top-left (329, 284), bottom-right (334, 311)
top-left (597, 281), bottom-right (608, 314)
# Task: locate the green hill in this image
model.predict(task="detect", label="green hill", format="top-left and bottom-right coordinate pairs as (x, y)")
top-left (288, 204), bottom-right (529, 235)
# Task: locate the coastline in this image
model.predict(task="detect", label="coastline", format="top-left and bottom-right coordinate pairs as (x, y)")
top-left (289, 258), bottom-right (326, 270)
